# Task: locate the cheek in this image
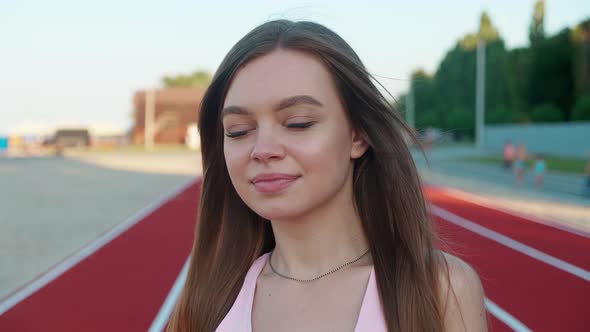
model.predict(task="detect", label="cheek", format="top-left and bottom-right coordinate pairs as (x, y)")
top-left (290, 123), bottom-right (352, 176)
top-left (224, 142), bottom-right (250, 180)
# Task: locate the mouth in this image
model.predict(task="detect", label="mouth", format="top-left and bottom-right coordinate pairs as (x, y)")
top-left (250, 173), bottom-right (300, 193)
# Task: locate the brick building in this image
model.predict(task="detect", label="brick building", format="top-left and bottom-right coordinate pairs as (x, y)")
top-left (132, 87), bottom-right (205, 144)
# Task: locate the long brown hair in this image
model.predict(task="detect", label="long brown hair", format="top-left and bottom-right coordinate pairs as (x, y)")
top-left (169, 20), bottom-right (449, 331)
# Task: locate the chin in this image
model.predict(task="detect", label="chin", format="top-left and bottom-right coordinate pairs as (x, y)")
top-left (250, 202), bottom-right (306, 221)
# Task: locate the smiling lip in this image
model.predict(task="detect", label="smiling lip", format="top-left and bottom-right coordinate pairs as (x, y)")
top-left (250, 173), bottom-right (300, 193)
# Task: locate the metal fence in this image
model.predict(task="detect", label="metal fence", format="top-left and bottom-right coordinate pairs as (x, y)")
top-left (484, 122), bottom-right (590, 158)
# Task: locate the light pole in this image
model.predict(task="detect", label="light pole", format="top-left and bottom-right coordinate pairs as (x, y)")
top-left (144, 89), bottom-right (155, 151)
top-left (475, 40), bottom-right (486, 149)
top-left (407, 80), bottom-right (415, 130)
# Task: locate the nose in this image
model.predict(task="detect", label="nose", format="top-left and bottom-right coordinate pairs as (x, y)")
top-left (250, 126), bottom-right (285, 163)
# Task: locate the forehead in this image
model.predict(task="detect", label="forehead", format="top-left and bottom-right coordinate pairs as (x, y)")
top-left (223, 49), bottom-right (340, 109)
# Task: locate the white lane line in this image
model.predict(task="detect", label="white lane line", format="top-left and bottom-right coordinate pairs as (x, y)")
top-left (148, 257), bottom-right (191, 332)
top-left (430, 205), bottom-right (590, 282)
top-left (432, 185), bottom-right (590, 239)
top-left (0, 178), bottom-right (197, 316)
top-left (484, 298), bottom-right (531, 332)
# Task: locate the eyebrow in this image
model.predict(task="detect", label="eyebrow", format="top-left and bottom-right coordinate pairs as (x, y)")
top-left (221, 95), bottom-right (323, 117)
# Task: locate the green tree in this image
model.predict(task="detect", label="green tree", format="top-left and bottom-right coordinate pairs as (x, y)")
top-left (416, 111), bottom-right (439, 129)
top-left (507, 47), bottom-right (532, 116)
top-left (572, 18), bottom-right (590, 98)
top-left (486, 105), bottom-right (527, 124)
top-left (484, 40), bottom-right (513, 118)
top-left (447, 108), bottom-right (475, 139)
top-left (401, 6), bottom-right (589, 127)
top-left (410, 69), bottom-right (441, 129)
top-left (530, 103), bottom-right (564, 122)
top-left (572, 96), bottom-right (590, 121)
top-left (478, 12), bottom-right (500, 42)
top-left (436, 12), bottom-right (513, 128)
top-left (162, 70), bottom-right (212, 88)
top-left (460, 12), bottom-right (500, 50)
top-left (529, 0), bottom-right (545, 45)
top-left (434, 45), bottom-right (475, 128)
top-left (528, 29), bottom-right (575, 120)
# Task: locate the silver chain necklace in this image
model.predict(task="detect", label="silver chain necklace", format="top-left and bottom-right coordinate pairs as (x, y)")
top-left (268, 249), bottom-right (370, 283)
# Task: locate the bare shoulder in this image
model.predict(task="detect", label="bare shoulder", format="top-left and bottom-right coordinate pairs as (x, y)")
top-left (438, 252), bottom-right (488, 331)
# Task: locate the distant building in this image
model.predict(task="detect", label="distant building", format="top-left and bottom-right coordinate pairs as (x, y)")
top-left (132, 87), bottom-right (205, 145)
top-left (54, 129), bottom-right (91, 148)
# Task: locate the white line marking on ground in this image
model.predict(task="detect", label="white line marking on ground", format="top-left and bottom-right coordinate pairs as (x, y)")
top-left (0, 178), bottom-right (197, 316)
top-left (484, 297), bottom-right (531, 331)
top-left (433, 185), bottom-right (590, 239)
top-left (148, 257), bottom-right (191, 332)
top-left (430, 205), bottom-right (590, 282)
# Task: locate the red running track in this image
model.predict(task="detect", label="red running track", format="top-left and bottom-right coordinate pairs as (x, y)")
top-left (0, 180), bottom-right (588, 331)
top-left (425, 186), bottom-right (590, 332)
top-left (0, 180), bottom-right (201, 332)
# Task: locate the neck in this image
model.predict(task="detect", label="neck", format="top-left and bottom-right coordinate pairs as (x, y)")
top-left (268, 179), bottom-right (371, 279)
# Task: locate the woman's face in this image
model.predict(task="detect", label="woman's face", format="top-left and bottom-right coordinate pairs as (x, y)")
top-left (222, 49), bottom-right (367, 220)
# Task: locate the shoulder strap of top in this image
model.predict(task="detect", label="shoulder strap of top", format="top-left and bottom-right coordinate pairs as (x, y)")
top-left (216, 253), bottom-right (270, 332)
top-left (353, 266), bottom-right (388, 331)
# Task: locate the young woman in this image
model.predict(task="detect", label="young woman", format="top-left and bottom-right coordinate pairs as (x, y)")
top-left (168, 20), bottom-right (487, 331)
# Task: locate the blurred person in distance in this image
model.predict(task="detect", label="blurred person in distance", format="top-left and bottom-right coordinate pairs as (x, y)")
top-left (533, 154), bottom-right (546, 189)
top-left (503, 139), bottom-right (514, 169)
top-left (514, 143), bottom-right (528, 186)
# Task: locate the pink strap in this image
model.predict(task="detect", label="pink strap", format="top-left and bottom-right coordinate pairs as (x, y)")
top-left (353, 266), bottom-right (388, 331)
top-left (216, 253), bottom-right (269, 332)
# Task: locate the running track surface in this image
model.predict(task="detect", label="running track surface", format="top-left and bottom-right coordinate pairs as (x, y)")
top-left (0, 179), bottom-right (588, 331)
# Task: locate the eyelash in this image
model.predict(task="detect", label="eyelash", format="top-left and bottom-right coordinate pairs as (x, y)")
top-left (224, 122), bottom-right (315, 138)
top-left (287, 121), bottom-right (315, 129)
top-left (225, 130), bottom-right (248, 138)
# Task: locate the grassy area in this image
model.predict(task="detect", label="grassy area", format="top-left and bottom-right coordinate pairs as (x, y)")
top-left (462, 155), bottom-right (587, 175)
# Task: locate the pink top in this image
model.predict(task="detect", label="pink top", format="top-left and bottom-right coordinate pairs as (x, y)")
top-left (216, 253), bottom-right (387, 332)
top-left (504, 144), bottom-right (515, 159)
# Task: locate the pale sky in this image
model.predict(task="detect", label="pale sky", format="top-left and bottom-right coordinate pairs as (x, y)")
top-left (1, 0), bottom-right (588, 135)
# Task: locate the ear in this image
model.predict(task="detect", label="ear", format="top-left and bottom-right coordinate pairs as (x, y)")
top-left (351, 127), bottom-right (369, 159)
